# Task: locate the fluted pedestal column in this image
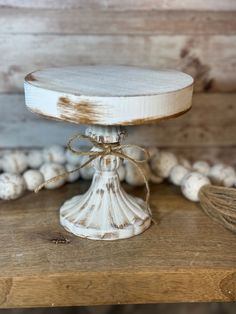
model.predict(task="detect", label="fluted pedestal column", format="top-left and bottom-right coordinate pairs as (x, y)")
top-left (60, 125), bottom-right (151, 240)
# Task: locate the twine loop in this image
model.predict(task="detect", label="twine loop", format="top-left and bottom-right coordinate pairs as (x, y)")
top-left (35, 133), bottom-right (152, 217)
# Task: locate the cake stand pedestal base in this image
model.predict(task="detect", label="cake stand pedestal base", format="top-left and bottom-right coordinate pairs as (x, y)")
top-left (59, 125), bottom-right (151, 240)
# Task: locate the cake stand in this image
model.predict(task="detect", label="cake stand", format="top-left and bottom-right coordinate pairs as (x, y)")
top-left (24, 65), bottom-right (193, 240)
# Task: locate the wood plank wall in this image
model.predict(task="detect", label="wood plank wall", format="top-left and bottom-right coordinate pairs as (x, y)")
top-left (0, 0), bottom-right (235, 163)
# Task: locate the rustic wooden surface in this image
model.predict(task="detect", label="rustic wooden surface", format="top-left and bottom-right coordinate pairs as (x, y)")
top-left (1, 9), bottom-right (236, 35)
top-left (0, 181), bottom-right (235, 308)
top-left (1, 34), bottom-right (235, 93)
top-left (0, 0), bottom-right (235, 11)
top-left (0, 2), bottom-right (235, 94)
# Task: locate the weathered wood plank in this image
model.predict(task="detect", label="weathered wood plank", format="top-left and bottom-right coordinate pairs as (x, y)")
top-left (0, 182), bottom-right (235, 307)
top-left (0, 34), bottom-right (235, 93)
top-left (1, 9), bottom-right (236, 35)
top-left (0, 0), bottom-right (235, 11)
top-left (0, 93), bottom-right (235, 149)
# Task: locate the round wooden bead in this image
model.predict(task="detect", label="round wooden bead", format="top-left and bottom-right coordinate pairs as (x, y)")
top-left (65, 163), bottom-right (80, 183)
top-left (181, 172), bottom-right (210, 202)
top-left (2, 151), bottom-right (28, 174)
top-left (123, 146), bottom-right (145, 160)
top-left (193, 161), bottom-right (210, 176)
top-left (79, 156), bottom-right (95, 180)
top-left (125, 162), bottom-right (150, 186)
top-left (178, 157), bottom-right (192, 170)
top-left (27, 149), bottom-right (43, 169)
top-left (150, 151), bottom-right (178, 178)
top-left (209, 164), bottom-right (235, 187)
top-left (0, 173), bottom-right (25, 200)
top-left (40, 163), bottom-right (66, 189)
top-left (147, 146), bottom-right (160, 160)
top-left (65, 148), bottom-right (82, 166)
top-left (23, 170), bottom-right (44, 191)
top-left (150, 173), bottom-right (163, 184)
top-left (42, 145), bottom-right (66, 164)
top-left (169, 165), bottom-right (189, 186)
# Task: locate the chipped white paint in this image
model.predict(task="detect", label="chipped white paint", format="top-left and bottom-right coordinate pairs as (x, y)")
top-left (181, 172), bottom-right (210, 202)
top-left (169, 165), bottom-right (189, 186)
top-left (60, 125), bottom-right (151, 240)
top-left (208, 164), bottom-right (235, 187)
top-left (40, 162), bottom-right (66, 189)
top-left (23, 169), bottom-right (44, 191)
top-left (150, 151), bottom-right (178, 178)
top-left (0, 173), bottom-right (25, 200)
top-left (2, 151), bottom-right (28, 174)
top-left (24, 65), bottom-right (193, 240)
top-left (24, 65), bottom-right (193, 126)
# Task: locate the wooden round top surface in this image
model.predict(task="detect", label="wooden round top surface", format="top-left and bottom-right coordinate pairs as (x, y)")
top-left (24, 65), bottom-right (193, 125)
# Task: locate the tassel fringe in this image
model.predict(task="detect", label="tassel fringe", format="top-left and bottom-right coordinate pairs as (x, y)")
top-left (199, 184), bottom-right (236, 233)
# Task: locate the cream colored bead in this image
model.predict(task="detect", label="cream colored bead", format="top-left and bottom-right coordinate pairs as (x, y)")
top-left (2, 151), bottom-right (28, 174)
top-left (23, 169), bottom-right (44, 191)
top-left (169, 165), bottom-right (189, 186)
top-left (65, 163), bottom-right (80, 183)
top-left (150, 151), bottom-right (178, 178)
top-left (181, 172), bottom-right (210, 202)
top-left (221, 166), bottom-right (235, 187)
top-left (65, 148), bottom-right (83, 166)
top-left (209, 164), bottom-right (235, 187)
top-left (150, 173), bottom-right (163, 184)
top-left (117, 164), bottom-right (126, 181)
top-left (40, 163), bottom-right (66, 189)
top-left (123, 146), bottom-right (145, 160)
top-left (178, 157), bottom-right (192, 170)
top-left (27, 149), bottom-right (43, 169)
top-left (79, 156), bottom-right (95, 180)
top-left (125, 162), bottom-right (150, 186)
top-left (193, 160), bottom-right (210, 176)
top-left (147, 146), bottom-right (160, 161)
top-left (42, 145), bottom-right (66, 164)
top-left (0, 173), bottom-right (26, 200)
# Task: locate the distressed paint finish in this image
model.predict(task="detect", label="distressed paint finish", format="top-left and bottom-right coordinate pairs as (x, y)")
top-left (60, 125), bottom-right (151, 240)
top-left (24, 65), bottom-right (193, 239)
top-left (24, 65), bottom-right (193, 126)
top-left (57, 96), bottom-right (103, 125)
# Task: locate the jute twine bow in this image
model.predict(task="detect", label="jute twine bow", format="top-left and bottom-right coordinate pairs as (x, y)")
top-left (199, 184), bottom-right (236, 233)
top-left (35, 133), bottom-right (153, 219)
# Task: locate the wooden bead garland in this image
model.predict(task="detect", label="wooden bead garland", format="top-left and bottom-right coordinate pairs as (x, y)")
top-left (0, 145), bottom-right (235, 234)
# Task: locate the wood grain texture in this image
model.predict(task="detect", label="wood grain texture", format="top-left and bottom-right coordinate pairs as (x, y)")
top-left (1, 9), bottom-right (236, 35)
top-left (24, 66), bottom-right (193, 125)
top-left (0, 93), bottom-right (235, 148)
top-left (0, 0), bottom-right (235, 11)
top-left (0, 182), bottom-right (235, 307)
top-left (0, 34), bottom-right (235, 93)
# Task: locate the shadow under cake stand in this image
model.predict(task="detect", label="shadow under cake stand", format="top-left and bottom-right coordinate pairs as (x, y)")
top-left (24, 65), bottom-right (193, 240)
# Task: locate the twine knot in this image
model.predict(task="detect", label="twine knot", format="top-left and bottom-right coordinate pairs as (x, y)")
top-left (35, 133), bottom-right (153, 219)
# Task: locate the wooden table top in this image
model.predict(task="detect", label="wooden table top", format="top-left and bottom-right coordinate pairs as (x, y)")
top-left (24, 65), bottom-right (193, 125)
top-left (0, 181), bottom-right (235, 308)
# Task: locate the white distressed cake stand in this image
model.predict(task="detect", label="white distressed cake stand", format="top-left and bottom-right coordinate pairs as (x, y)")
top-left (24, 65), bottom-right (193, 240)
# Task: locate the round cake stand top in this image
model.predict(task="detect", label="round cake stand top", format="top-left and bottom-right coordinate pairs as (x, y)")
top-left (24, 65), bottom-right (193, 126)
